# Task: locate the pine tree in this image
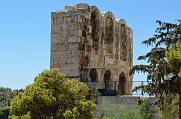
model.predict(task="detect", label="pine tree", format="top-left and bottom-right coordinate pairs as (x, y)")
top-left (131, 20), bottom-right (181, 118)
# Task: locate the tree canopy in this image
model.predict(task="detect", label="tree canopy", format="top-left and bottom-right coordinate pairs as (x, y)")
top-left (10, 69), bottom-right (96, 119)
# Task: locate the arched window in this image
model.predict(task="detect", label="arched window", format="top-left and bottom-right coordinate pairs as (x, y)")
top-left (105, 15), bottom-right (114, 55)
top-left (91, 11), bottom-right (99, 42)
top-left (91, 10), bottom-right (99, 51)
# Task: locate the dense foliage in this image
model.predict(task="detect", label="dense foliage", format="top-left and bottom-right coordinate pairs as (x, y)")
top-left (10, 69), bottom-right (96, 119)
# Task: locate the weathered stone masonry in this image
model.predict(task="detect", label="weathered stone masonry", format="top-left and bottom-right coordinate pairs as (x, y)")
top-left (50, 3), bottom-right (133, 95)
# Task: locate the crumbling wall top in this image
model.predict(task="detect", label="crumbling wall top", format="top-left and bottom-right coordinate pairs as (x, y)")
top-left (76, 3), bottom-right (89, 10)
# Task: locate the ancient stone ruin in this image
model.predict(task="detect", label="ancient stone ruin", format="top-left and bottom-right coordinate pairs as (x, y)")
top-left (50, 3), bottom-right (133, 96)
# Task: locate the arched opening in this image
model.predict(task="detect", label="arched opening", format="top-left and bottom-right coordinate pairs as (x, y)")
top-left (90, 68), bottom-right (98, 82)
top-left (104, 70), bottom-right (111, 81)
top-left (104, 70), bottom-right (111, 90)
top-left (91, 10), bottom-right (99, 51)
top-left (91, 11), bottom-right (99, 42)
top-left (102, 70), bottom-right (116, 96)
top-left (105, 14), bottom-right (114, 55)
top-left (118, 72), bottom-right (126, 95)
top-left (104, 70), bottom-right (111, 91)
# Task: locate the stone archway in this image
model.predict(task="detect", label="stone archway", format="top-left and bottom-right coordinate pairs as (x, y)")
top-left (118, 72), bottom-right (126, 95)
top-left (90, 68), bottom-right (98, 82)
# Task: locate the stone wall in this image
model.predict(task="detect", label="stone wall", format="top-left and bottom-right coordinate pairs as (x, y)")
top-left (50, 3), bottom-right (133, 95)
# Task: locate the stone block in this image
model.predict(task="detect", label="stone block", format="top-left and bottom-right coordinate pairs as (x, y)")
top-left (68, 37), bottom-right (77, 43)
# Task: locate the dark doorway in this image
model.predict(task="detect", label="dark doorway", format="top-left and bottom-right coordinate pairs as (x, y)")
top-left (104, 70), bottom-right (111, 90)
top-left (118, 72), bottom-right (126, 95)
top-left (102, 70), bottom-right (116, 96)
top-left (104, 70), bottom-right (111, 82)
top-left (90, 68), bottom-right (97, 82)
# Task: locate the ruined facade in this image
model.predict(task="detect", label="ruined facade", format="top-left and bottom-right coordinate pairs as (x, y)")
top-left (50, 3), bottom-right (133, 95)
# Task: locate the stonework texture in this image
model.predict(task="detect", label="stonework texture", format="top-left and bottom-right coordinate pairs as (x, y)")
top-left (50, 3), bottom-right (133, 96)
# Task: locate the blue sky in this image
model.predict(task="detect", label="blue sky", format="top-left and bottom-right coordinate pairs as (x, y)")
top-left (0, 0), bottom-right (181, 89)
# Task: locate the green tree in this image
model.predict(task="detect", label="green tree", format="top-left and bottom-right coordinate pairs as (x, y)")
top-left (131, 20), bottom-right (181, 118)
top-left (10, 69), bottom-right (96, 119)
